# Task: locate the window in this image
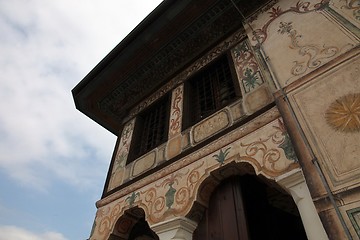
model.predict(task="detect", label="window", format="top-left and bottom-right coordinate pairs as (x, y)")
top-left (128, 94), bottom-right (170, 163)
top-left (183, 54), bottom-right (240, 129)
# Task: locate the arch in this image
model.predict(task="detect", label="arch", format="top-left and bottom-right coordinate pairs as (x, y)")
top-left (185, 161), bottom-right (327, 240)
top-left (192, 174), bottom-right (306, 239)
top-left (109, 207), bottom-right (159, 240)
top-left (189, 161), bottom-right (273, 216)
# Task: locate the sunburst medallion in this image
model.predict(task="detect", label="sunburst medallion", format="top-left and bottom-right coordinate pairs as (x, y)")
top-left (325, 93), bottom-right (360, 132)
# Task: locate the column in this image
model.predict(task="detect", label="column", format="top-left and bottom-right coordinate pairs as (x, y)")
top-left (151, 217), bottom-right (197, 240)
top-left (166, 85), bottom-right (184, 160)
top-left (276, 169), bottom-right (329, 240)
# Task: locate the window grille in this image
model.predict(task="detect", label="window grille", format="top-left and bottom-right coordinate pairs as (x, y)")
top-left (128, 95), bottom-right (170, 163)
top-left (183, 54), bottom-right (239, 129)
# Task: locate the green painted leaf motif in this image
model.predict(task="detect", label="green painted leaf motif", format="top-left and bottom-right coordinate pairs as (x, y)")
top-left (243, 68), bottom-right (259, 89)
top-left (279, 134), bottom-right (298, 162)
top-left (234, 42), bottom-right (249, 58)
top-left (165, 183), bottom-right (176, 209)
top-left (213, 147), bottom-right (231, 165)
top-left (126, 192), bottom-right (140, 207)
top-left (115, 152), bottom-right (127, 169)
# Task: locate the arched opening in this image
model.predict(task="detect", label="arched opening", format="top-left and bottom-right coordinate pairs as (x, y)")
top-left (193, 174), bottom-right (307, 240)
top-left (109, 207), bottom-right (159, 240)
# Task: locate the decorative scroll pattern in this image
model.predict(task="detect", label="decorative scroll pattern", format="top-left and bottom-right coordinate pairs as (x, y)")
top-left (232, 40), bottom-right (264, 93)
top-left (169, 85), bottom-right (183, 138)
top-left (277, 21), bottom-right (340, 77)
top-left (341, 0), bottom-right (360, 21)
top-left (140, 163), bottom-right (203, 224)
top-left (248, 0), bottom-right (280, 23)
top-left (250, 0), bottom-right (329, 45)
top-left (325, 93), bottom-right (360, 132)
top-left (240, 119), bottom-right (298, 174)
top-left (108, 119), bottom-right (135, 191)
top-left (96, 201), bottom-right (125, 238)
top-left (90, 112), bottom-right (300, 239)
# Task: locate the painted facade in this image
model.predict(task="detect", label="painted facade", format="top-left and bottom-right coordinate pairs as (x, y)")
top-left (72, 0), bottom-right (360, 239)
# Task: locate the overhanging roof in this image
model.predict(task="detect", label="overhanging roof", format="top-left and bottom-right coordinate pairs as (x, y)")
top-left (72, 0), bottom-right (267, 135)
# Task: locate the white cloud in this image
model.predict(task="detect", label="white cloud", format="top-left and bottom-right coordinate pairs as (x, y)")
top-left (0, 225), bottom-right (67, 240)
top-left (0, 0), bottom-right (162, 190)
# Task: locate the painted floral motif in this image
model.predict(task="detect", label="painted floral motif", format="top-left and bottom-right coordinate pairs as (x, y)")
top-left (139, 162), bottom-right (204, 224)
top-left (92, 115), bottom-right (300, 239)
top-left (212, 147), bottom-right (231, 165)
top-left (241, 118), bottom-right (298, 172)
top-left (114, 120), bottom-right (135, 170)
top-left (169, 85), bottom-right (183, 138)
top-left (232, 40), bottom-right (264, 93)
top-left (108, 119), bottom-right (135, 191)
top-left (165, 183), bottom-right (176, 209)
top-left (251, 0), bottom-right (329, 44)
top-left (126, 192), bottom-right (140, 207)
top-left (277, 21), bottom-right (339, 77)
top-left (273, 119), bottom-right (298, 162)
top-left (325, 93), bottom-right (360, 132)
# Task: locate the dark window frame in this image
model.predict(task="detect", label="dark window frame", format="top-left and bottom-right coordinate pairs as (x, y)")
top-left (127, 94), bottom-right (171, 164)
top-left (182, 53), bottom-right (241, 130)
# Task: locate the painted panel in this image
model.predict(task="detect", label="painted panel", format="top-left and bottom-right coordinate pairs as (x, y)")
top-left (169, 85), bottom-right (183, 138)
top-left (244, 86), bottom-right (273, 113)
top-left (246, 0), bottom-right (358, 87)
top-left (290, 51), bottom-right (360, 190)
top-left (192, 110), bottom-right (230, 144)
top-left (108, 119), bottom-right (135, 191)
top-left (132, 151), bottom-right (156, 177)
top-left (232, 39), bottom-right (265, 93)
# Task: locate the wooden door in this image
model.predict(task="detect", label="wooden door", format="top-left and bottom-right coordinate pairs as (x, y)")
top-left (193, 177), bottom-right (249, 240)
top-left (193, 175), bottom-right (307, 240)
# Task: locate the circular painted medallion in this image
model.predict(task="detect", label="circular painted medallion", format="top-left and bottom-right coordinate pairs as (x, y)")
top-left (325, 93), bottom-right (360, 132)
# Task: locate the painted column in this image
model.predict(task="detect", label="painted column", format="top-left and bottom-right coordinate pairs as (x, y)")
top-left (166, 84), bottom-right (184, 160)
top-left (276, 169), bottom-right (329, 240)
top-left (151, 217), bottom-right (197, 240)
top-left (108, 118), bottom-right (136, 191)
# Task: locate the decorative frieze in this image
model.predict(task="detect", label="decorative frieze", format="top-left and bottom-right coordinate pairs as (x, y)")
top-left (91, 114), bottom-right (300, 239)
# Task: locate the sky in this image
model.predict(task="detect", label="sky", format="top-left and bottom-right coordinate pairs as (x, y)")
top-left (0, 0), bottom-right (163, 239)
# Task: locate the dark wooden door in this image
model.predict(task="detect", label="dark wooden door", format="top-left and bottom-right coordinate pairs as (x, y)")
top-left (193, 177), bottom-right (249, 240)
top-left (193, 175), bottom-right (307, 240)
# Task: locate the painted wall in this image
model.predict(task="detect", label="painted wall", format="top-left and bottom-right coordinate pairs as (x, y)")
top-left (91, 108), bottom-right (299, 239)
top-left (242, 0), bottom-right (359, 238)
top-left (91, 0), bottom-right (360, 239)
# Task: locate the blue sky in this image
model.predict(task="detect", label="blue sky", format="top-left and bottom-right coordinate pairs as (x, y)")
top-left (0, 0), bottom-right (163, 239)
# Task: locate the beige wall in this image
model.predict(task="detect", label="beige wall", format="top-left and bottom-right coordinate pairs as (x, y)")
top-left (92, 0), bottom-right (360, 239)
